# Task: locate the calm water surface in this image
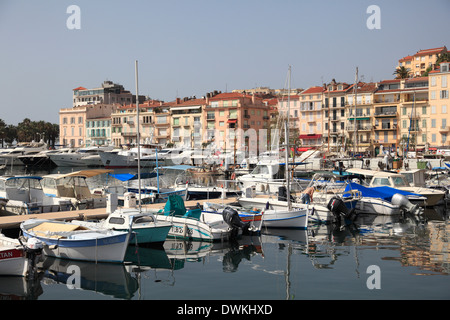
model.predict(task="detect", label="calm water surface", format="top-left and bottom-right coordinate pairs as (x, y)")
top-left (2, 166), bottom-right (449, 300)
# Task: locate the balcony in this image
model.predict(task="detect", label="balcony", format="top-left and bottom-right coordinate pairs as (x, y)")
top-left (439, 126), bottom-right (450, 133)
top-left (374, 112), bottom-right (398, 118)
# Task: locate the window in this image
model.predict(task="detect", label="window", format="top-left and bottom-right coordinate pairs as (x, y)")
top-left (443, 105), bottom-right (447, 113)
top-left (63, 117), bottom-right (67, 124)
top-left (440, 90), bottom-right (448, 99)
top-left (442, 76), bottom-right (447, 88)
top-left (431, 76), bottom-right (437, 86)
top-left (422, 106), bottom-right (427, 114)
top-left (432, 134), bottom-right (436, 142)
top-left (431, 119), bottom-right (436, 128)
top-left (431, 105), bottom-right (436, 114)
top-left (173, 118), bottom-right (180, 125)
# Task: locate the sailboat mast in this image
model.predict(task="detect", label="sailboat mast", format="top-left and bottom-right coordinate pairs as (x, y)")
top-left (135, 60), bottom-right (142, 212)
top-left (285, 66), bottom-right (292, 210)
top-left (353, 67), bottom-right (358, 157)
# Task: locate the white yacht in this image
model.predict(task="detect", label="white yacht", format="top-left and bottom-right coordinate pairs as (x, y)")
top-left (48, 146), bottom-right (114, 167)
top-left (0, 141), bottom-right (48, 166)
top-left (99, 147), bottom-right (155, 168)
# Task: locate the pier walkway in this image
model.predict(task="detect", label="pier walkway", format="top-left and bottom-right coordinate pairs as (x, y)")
top-left (0, 197), bottom-right (239, 230)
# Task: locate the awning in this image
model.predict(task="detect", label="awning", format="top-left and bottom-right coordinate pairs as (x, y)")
top-left (299, 134), bottom-right (322, 139)
top-left (348, 117), bottom-right (370, 121)
top-left (109, 172), bottom-right (159, 181)
top-left (297, 147), bottom-right (312, 152)
top-left (59, 169), bottom-right (113, 179)
top-left (227, 119), bottom-right (237, 123)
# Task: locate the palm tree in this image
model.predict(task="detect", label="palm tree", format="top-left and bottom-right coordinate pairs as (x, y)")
top-left (393, 66), bottom-right (411, 79)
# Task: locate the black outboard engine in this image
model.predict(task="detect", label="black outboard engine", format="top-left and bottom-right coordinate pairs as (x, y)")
top-left (222, 206), bottom-right (251, 238)
top-left (327, 196), bottom-right (356, 223)
top-left (278, 186), bottom-right (294, 202)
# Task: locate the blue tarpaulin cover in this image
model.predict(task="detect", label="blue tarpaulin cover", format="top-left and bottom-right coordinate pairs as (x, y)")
top-left (109, 172), bottom-right (159, 181)
top-left (344, 182), bottom-right (421, 201)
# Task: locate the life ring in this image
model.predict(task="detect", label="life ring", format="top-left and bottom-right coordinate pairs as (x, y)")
top-left (231, 172), bottom-right (236, 180)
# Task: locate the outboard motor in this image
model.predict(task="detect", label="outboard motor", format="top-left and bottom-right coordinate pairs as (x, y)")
top-left (20, 237), bottom-right (43, 280)
top-left (278, 186), bottom-right (294, 202)
top-left (222, 206), bottom-right (251, 238)
top-left (327, 196), bottom-right (356, 223)
top-left (391, 193), bottom-right (424, 215)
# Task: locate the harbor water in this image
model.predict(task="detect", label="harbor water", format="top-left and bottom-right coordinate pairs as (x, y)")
top-left (1, 166), bottom-right (449, 301)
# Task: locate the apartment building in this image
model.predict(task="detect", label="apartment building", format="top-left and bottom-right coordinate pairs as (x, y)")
top-left (59, 103), bottom-right (118, 147)
top-left (205, 92), bottom-right (271, 154)
top-left (345, 82), bottom-right (377, 154)
top-left (169, 97), bottom-right (206, 149)
top-left (299, 86), bottom-right (325, 149)
top-left (323, 80), bottom-right (352, 152)
top-left (398, 46), bottom-right (447, 77)
top-left (429, 62), bottom-right (450, 147)
top-left (110, 100), bottom-right (166, 147)
top-left (72, 80), bottom-right (143, 108)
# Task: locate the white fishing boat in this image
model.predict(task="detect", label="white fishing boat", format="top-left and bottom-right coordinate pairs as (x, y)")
top-left (0, 234), bottom-right (43, 277)
top-left (20, 219), bottom-right (132, 263)
top-left (71, 208), bottom-right (172, 245)
top-left (0, 175), bottom-right (72, 215)
top-left (202, 202), bottom-right (263, 233)
top-left (41, 169), bottom-right (112, 209)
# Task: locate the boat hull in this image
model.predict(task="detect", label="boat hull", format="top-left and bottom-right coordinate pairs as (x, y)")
top-left (0, 248), bottom-right (28, 276)
top-left (355, 198), bottom-right (401, 215)
top-left (21, 220), bottom-right (131, 263)
top-left (155, 215), bottom-right (216, 242)
top-left (262, 208), bottom-right (308, 229)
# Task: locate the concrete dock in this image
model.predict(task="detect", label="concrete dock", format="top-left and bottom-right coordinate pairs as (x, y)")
top-left (0, 197), bottom-right (239, 230)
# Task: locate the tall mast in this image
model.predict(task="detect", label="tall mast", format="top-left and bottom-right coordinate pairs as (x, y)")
top-left (353, 67), bottom-right (358, 156)
top-left (285, 66), bottom-right (292, 210)
top-left (135, 60), bottom-right (141, 212)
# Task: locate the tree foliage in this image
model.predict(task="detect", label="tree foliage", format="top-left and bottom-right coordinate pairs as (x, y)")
top-left (0, 118), bottom-right (59, 148)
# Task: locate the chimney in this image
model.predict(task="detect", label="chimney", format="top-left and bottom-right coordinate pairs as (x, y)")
top-left (176, 98), bottom-right (181, 104)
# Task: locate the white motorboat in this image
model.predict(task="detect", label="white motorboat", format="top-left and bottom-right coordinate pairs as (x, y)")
top-left (41, 169), bottom-right (112, 209)
top-left (0, 234), bottom-right (43, 277)
top-left (48, 146), bottom-right (114, 167)
top-left (20, 219), bottom-right (132, 263)
top-left (153, 195), bottom-right (253, 242)
top-left (71, 208), bottom-right (172, 245)
top-left (0, 175), bottom-right (72, 215)
top-left (100, 147), bottom-right (155, 168)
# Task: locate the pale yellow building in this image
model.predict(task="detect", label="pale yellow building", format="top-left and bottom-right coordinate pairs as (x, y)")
top-left (398, 46), bottom-right (447, 77)
top-left (299, 86), bottom-right (324, 149)
top-left (59, 103), bottom-right (117, 147)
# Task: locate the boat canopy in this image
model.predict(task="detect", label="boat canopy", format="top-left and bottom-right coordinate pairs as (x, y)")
top-left (56, 169), bottom-right (113, 179)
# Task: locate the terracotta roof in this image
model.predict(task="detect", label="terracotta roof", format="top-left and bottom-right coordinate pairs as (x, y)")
top-left (301, 86), bottom-right (325, 95)
top-left (208, 92), bottom-right (260, 100)
top-left (414, 46), bottom-right (447, 56)
top-left (399, 55), bottom-right (413, 62)
top-left (73, 86), bottom-right (87, 91)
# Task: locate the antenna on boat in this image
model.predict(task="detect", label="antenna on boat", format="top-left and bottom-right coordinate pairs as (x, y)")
top-left (135, 60), bottom-right (142, 213)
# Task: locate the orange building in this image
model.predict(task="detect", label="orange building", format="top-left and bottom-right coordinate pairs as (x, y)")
top-left (204, 92), bottom-right (271, 155)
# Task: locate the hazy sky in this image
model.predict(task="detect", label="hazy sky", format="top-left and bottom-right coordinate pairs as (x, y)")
top-left (1, 0), bottom-right (449, 125)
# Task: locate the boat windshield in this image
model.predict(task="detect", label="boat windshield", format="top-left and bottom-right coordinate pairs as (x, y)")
top-left (251, 165), bottom-right (270, 175)
top-left (391, 176), bottom-right (409, 187)
top-left (5, 178), bottom-right (42, 190)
